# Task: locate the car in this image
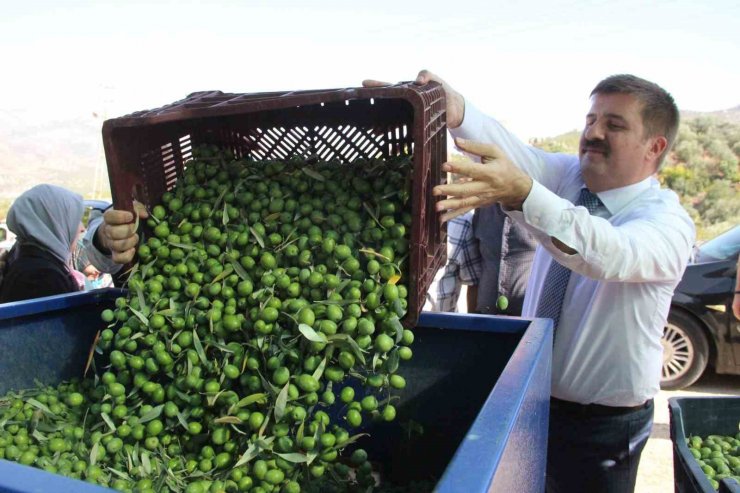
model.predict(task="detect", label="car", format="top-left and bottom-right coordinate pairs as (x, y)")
top-left (661, 224), bottom-right (740, 390)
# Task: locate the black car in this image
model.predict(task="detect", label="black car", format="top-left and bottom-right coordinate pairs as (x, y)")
top-left (661, 225), bottom-right (740, 390)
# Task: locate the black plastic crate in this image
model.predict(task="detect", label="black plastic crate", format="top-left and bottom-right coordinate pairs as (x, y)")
top-left (669, 397), bottom-right (740, 492)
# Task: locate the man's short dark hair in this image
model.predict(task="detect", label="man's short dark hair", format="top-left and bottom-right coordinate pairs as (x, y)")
top-left (591, 74), bottom-right (679, 166)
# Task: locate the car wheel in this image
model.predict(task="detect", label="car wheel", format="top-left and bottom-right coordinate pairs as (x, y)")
top-left (660, 309), bottom-right (709, 390)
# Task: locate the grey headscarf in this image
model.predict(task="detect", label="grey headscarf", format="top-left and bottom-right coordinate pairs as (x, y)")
top-left (7, 184), bottom-right (84, 264)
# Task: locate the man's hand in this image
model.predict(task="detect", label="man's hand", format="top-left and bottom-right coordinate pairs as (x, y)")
top-left (96, 201), bottom-right (149, 264)
top-left (433, 138), bottom-right (533, 223)
top-left (363, 69), bottom-right (466, 128)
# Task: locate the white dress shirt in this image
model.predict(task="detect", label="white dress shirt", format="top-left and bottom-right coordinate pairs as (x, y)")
top-left (452, 103), bottom-right (696, 406)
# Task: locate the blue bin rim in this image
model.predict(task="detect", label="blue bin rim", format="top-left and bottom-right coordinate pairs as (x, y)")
top-left (0, 289), bottom-right (125, 320)
top-left (418, 312), bottom-right (552, 492)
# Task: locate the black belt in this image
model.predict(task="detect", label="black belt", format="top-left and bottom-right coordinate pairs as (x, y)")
top-left (550, 397), bottom-right (652, 417)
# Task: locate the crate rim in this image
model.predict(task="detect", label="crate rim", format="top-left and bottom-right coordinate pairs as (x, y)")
top-left (102, 82), bottom-right (436, 129)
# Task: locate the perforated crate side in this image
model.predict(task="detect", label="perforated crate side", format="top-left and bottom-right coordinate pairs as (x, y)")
top-left (102, 83), bottom-right (447, 326)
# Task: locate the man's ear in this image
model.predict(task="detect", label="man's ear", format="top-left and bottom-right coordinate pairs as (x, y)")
top-left (648, 135), bottom-right (669, 168)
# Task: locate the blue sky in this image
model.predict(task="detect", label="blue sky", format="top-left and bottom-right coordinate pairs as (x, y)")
top-left (1, 0), bottom-right (738, 139)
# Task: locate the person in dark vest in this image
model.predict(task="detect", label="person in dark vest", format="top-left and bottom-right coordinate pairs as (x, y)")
top-left (0, 184), bottom-right (85, 303)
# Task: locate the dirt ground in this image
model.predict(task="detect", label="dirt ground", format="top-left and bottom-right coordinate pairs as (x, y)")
top-left (635, 371), bottom-right (740, 493)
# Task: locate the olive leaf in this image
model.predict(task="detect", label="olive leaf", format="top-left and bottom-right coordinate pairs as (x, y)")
top-left (328, 334), bottom-right (366, 365)
top-left (138, 404), bottom-right (164, 424)
top-left (229, 258), bottom-right (251, 282)
top-left (274, 452), bottom-right (309, 463)
top-left (298, 324), bottom-right (327, 343)
top-left (101, 412), bottom-right (117, 432)
top-left (312, 356), bottom-right (327, 381)
top-left (233, 436), bottom-right (275, 469)
top-left (302, 168), bottom-right (325, 182)
top-left (250, 227), bottom-right (265, 249)
top-left (192, 330), bottom-right (208, 367)
top-left (387, 315), bottom-right (404, 344)
top-left (274, 382), bottom-right (290, 421)
top-left (386, 348), bottom-right (400, 374)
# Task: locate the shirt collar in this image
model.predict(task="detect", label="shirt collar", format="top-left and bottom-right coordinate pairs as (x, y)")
top-left (592, 176), bottom-right (656, 216)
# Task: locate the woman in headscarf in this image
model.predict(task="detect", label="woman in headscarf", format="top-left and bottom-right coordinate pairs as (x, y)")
top-left (0, 184), bottom-right (85, 303)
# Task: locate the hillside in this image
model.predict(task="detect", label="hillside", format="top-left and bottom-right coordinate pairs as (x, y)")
top-left (0, 110), bottom-right (110, 220)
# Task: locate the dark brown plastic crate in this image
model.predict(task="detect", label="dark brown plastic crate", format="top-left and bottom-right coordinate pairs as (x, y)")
top-left (102, 82), bottom-right (447, 326)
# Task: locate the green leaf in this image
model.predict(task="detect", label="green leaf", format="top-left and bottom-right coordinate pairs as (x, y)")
top-left (26, 398), bottom-right (56, 417)
top-left (229, 258), bottom-right (251, 282)
top-left (129, 305), bottom-right (150, 327)
top-left (274, 382), bottom-right (290, 421)
top-left (89, 440), bottom-right (100, 466)
top-left (211, 187), bottom-right (229, 216)
top-left (168, 241), bottom-right (199, 251)
top-left (233, 436), bottom-right (276, 469)
top-left (192, 330), bottom-right (208, 367)
top-left (361, 202), bottom-right (385, 230)
top-left (101, 412), bottom-right (117, 432)
top-left (328, 334), bottom-right (366, 365)
top-left (176, 412), bottom-right (189, 431)
top-left (296, 420), bottom-right (306, 443)
top-left (386, 348), bottom-right (400, 374)
top-left (274, 452), bottom-right (309, 463)
top-left (388, 315), bottom-right (404, 344)
top-left (223, 204), bottom-right (230, 226)
top-left (233, 393), bottom-right (268, 410)
top-left (312, 356), bottom-right (327, 381)
top-left (108, 468), bottom-right (132, 481)
top-left (391, 298), bottom-right (406, 318)
top-left (214, 416), bottom-right (243, 425)
top-left (211, 264), bottom-right (234, 284)
top-left (250, 227), bottom-right (265, 249)
top-left (31, 429), bottom-right (47, 442)
top-left (298, 324), bottom-right (327, 343)
top-left (138, 404), bottom-right (164, 424)
top-left (338, 432), bottom-right (370, 448)
top-left (141, 451), bottom-right (152, 475)
top-left (302, 167), bottom-right (325, 182)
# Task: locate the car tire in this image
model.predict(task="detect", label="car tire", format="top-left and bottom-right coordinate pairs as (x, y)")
top-left (660, 309), bottom-right (710, 390)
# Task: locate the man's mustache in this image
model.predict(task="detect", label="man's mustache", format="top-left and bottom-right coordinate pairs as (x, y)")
top-left (582, 139), bottom-right (610, 155)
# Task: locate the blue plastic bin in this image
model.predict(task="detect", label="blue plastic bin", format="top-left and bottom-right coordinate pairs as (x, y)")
top-left (0, 290), bottom-right (552, 493)
top-left (669, 397), bottom-right (740, 493)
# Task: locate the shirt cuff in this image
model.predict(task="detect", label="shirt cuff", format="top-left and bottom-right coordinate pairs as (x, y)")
top-left (521, 180), bottom-right (575, 235)
top-left (449, 101), bottom-right (487, 142)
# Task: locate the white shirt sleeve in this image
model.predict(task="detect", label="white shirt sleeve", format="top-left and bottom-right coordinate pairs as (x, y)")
top-left (511, 181), bottom-right (695, 282)
top-left (450, 102), bottom-right (575, 195)
top-left (450, 100), bottom-right (696, 284)
top-left (82, 217), bottom-right (123, 275)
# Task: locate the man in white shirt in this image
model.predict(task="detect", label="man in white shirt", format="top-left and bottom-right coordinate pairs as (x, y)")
top-left (384, 71), bottom-right (695, 492)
